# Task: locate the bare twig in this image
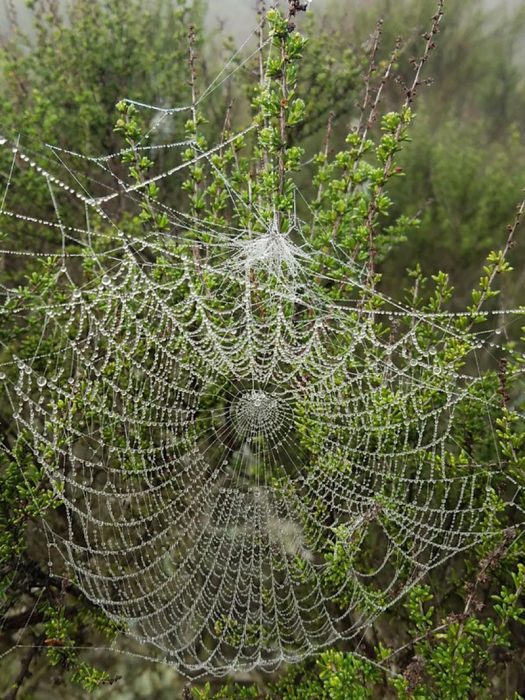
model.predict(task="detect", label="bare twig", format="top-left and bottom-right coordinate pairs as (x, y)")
top-left (356, 18), bottom-right (385, 136)
top-left (312, 111), bottom-right (335, 218)
top-left (2, 609), bottom-right (44, 632)
top-left (362, 0), bottom-right (445, 283)
top-left (4, 635), bottom-right (43, 700)
top-left (277, 31), bottom-right (289, 229)
top-left (328, 36), bottom-right (402, 248)
top-left (471, 195), bottom-right (525, 319)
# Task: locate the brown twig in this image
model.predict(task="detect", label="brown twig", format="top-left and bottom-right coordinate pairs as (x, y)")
top-left (275, 2), bottom-right (309, 229)
top-left (254, 0), bottom-right (269, 195)
top-left (312, 111), bottom-right (335, 225)
top-left (356, 18), bottom-right (385, 137)
top-left (5, 0), bottom-right (19, 33)
top-left (188, 24), bottom-right (200, 191)
top-left (383, 528), bottom-right (515, 672)
top-left (4, 635), bottom-right (43, 700)
top-left (362, 0), bottom-right (445, 284)
top-left (498, 357), bottom-right (510, 408)
top-left (257, 0), bottom-right (267, 91)
top-left (1, 609), bottom-right (45, 632)
top-left (471, 195), bottom-right (525, 320)
top-left (328, 35), bottom-right (402, 251)
top-left (277, 31), bottom-right (289, 230)
top-left (287, 1), bottom-right (309, 31)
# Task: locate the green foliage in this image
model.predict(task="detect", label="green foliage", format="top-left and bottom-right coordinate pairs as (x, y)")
top-left (0, 0), bottom-right (207, 285)
top-left (42, 605), bottom-right (117, 691)
top-left (213, 563), bottom-right (525, 699)
top-left (307, 0), bottom-right (525, 300)
top-left (0, 1), bottom-right (205, 694)
top-left (383, 119), bottom-right (525, 303)
top-left (388, 563), bottom-right (525, 699)
top-left (1, 0), bottom-right (525, 698)
top-left (328, 0), bottom-right (525, 131)
top-left (316, 650), bottom-right (381, 699)
top-left (0, 0), bottom-right (202, 152)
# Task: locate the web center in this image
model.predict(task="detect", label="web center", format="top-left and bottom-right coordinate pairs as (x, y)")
top-left (232, 390), bottom-right (281, 439)
top-left (210, 385), bottom-right (295, 457)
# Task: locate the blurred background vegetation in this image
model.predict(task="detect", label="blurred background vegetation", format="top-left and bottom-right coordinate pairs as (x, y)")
top-left (0, 0), bottom-right (525, 697)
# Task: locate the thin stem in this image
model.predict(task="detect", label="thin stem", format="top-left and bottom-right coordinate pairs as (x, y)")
top-left (4, 636), bottom-right (43, 700)
top-left (356, 18), bottom-right (385, 137)
top-left (188, 24), bottom-right (201, 205)
top-left (471, 195), bottom-right (525, 319)
top-left (275, 2), bottom-right (309, 230)
top-left (277, 35), bottom-right (288, 230)
top-left (362, 0), bottom-right (445, 283)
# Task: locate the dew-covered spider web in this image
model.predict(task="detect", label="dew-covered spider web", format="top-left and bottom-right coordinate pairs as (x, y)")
top-left (1, 19), bottom-right (525, 679)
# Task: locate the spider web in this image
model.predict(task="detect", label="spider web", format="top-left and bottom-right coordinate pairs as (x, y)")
top-left (1, 20), bottom-right (525, 680)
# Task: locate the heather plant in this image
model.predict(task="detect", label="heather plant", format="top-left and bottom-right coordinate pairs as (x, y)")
top-left (0, 0), bottom-right (206, 288)
top-left (0, 1), bottom-right (524, 699)
top-left (311, 0), bottom-right (525, 301)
